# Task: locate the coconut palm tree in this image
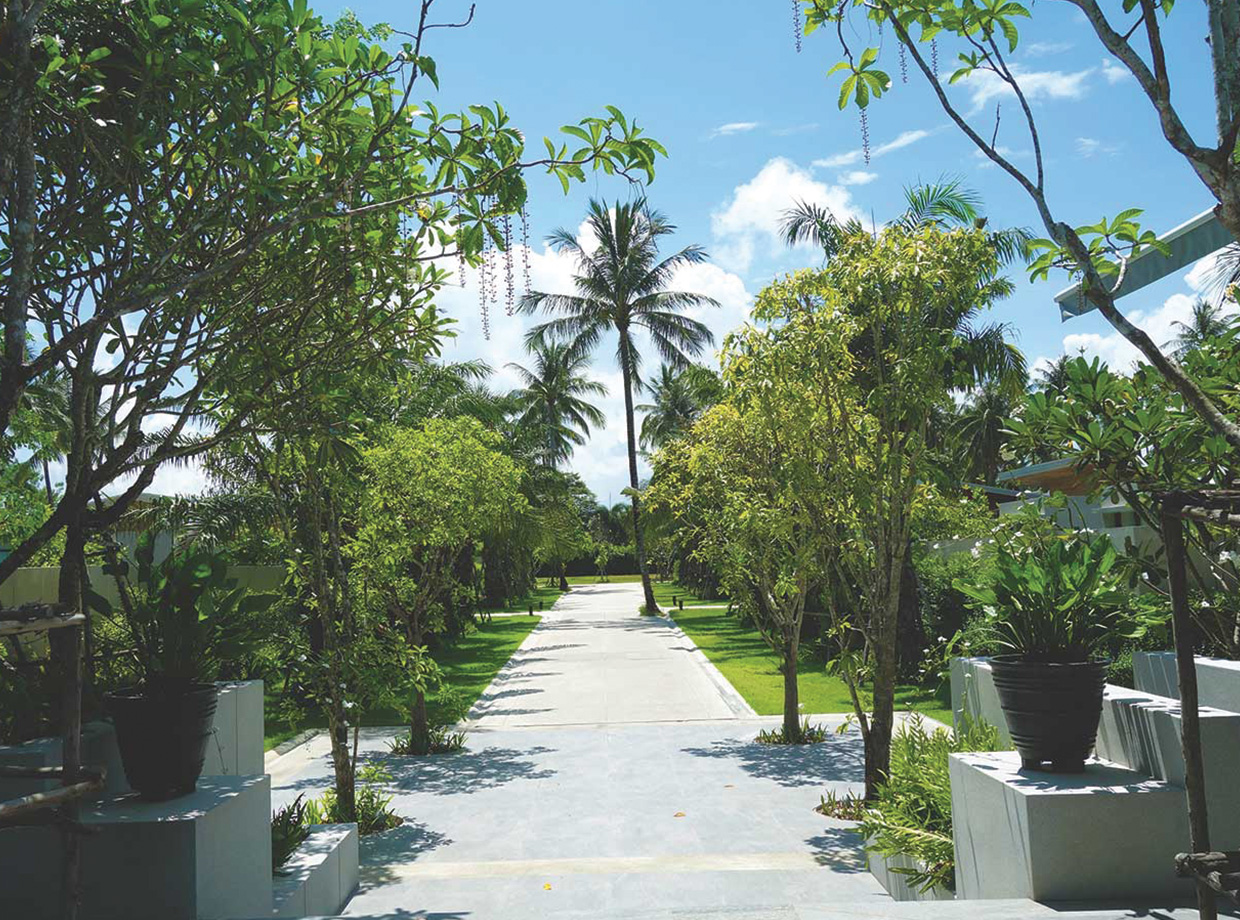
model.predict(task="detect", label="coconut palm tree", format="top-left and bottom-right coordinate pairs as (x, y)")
top-left (955, 382), bottom-right (1017, 485)
top-left (1169, 298), bottom-right (1231, 358)
top-left (1033, 354), bottom-right (1074, 394)
top-left (507, 341), bottom-right (608, 468)
top-left (518, 198), bottom-right (719, 614)
top-left (638, 364), bottom-right (719, 451)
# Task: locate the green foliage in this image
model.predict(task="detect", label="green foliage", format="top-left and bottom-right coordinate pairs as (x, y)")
top-left (755, 719), bottom-right (829, 745)
top-left (0, 463), bottom-right (64, 565)
top-left (816, 789), bottom-right (869, 821)
top-left (915, 551), bottom-right (992, 645)
top-left (388, 725), bottom-right (467, 756)
top-left (304, 763), bottom-right (401, 836)
top-left (95, 534), bottom-right (276, 688)
top-left (859, 716), bottom-right (1004, 893)
top-left (271, 794), bottom-right (312, 873)
top-left (954, 529), bottom-right (1138, 662)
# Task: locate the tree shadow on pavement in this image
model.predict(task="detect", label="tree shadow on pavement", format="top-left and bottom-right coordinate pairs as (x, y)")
top-left (679, 735), bottom-right (864, 787)
top-left (359, 820), bottom-right (454, 888)
top-left (805, 826), bottom-right (868, 872)
top-left (382, 745), bottom-right (557, 795)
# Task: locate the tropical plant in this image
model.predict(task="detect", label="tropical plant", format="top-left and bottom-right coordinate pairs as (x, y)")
top-left (507, 341), bottom-right (607, 467)
top-left (519, 198), bottom-right (719, 614)
top-left (94, 534), bottom-right (276, 691)
top-left (304, 762), bottom-right (401, 836)
top-left (271, 794), bottom-right (312, 873)
top-left (954, 530), bottom-right (1135, 662)
top-left (859, 715), bottom-right (1004, 894)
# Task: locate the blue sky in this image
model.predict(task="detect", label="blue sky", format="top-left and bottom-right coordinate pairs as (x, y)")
top-left (160, 2), bottom-right (1230, 503)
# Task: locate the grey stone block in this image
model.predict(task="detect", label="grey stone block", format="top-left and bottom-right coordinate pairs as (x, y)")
top-left (1134, 651), bottom-right (1240, 716)
top-left (1096, 684), bottom-right (1240, 848)
top-left (950, 751), bottom-right (1191, 901)
top-left (0, 774), bottom-right (272, 920)
top-left (202, 679), bottom-right (265, 777)
top-left (272, 823), bottom-right (359, 918)
top-left (950, 656), bottom-right (1009, 744)
top-left (867, 844), bottom-right (954, 902)
top-left (0, 720), bottom-right (127, 800)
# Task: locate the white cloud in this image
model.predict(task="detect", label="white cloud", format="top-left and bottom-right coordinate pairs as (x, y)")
top-left (972, 145), bottom-right (1028, 168)
top-left (814, 128), bottom-right (933, 169)
top-left (1025, 41), bottom-right (1073, 57)
top-left (839, 170), bottom-right (879, 186)
top-left (1076, 136), bottom-right (1119, 158)
top-left (711, 157), bottom-right (859, 272)
top-left (961, 65), bottom-right (1093, 112)
top-left (1100, 58), bottom-right (1131, 84)
top-left (710, 121), bottom-right (760, 138)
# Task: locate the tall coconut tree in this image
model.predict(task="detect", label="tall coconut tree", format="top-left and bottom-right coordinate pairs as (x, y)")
top-left (507, 341), bottom-right (608, 468)
top-left (637, 364), bottom-right (719, 451)
top-left (955, 381), bottom-right (1018, 486)
top-left (519, 199), bottom-right (718, 614)
top-left (1169, 298), bottom-right (1231, 359)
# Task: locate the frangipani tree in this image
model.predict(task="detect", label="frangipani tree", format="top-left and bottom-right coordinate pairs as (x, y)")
top-left (796, 0), bottom-right (1240, 454)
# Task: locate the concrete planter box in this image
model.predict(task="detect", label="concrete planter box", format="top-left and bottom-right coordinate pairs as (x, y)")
top-left (202, 679), bottom-right (265, 777)
top-left (950, 751), bottom-right (1191, 901)
top-left (867, 843), bottom-right (954, 902)
top-left (949, 656), bottom-right (1008, 743)
top-left (1134, 651), bottom-right (1240, 715)
top-left (0, 720), bottom-right (127, 800)
top-left (0, 774), bottom-right (272, 920)
top-left (272, 823), bottom-right (360, 918)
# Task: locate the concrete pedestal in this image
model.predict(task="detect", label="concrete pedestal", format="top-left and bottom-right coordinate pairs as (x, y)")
top-left (1096, 684), bottom-right (1240, 848)
top-left (867, 845), bottom-right (954, 902)
top-left (950, 656), bottom-right (1008, 743)
top-left (202, 679), bottom-right (265, 777)
top-left (0, 720), bottom-right (127, 800)
top-left (0, 774), bottom-right (272, 920)
top-left (1134, 651), bottom-right (1240, 715)
top-left (272, 823), bottom-right (360, 918)
top-left (950, 751), bottom-right (1191, 901)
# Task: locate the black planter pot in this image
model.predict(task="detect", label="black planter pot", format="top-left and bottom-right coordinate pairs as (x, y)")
top-left (105, 683), bottom-right (220, 800)
top-left (989, 656), bottom-right (1108, 773)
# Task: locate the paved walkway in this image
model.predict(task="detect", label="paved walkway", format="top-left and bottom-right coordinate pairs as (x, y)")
top-left (267, 583), bottom-right (1209, 920)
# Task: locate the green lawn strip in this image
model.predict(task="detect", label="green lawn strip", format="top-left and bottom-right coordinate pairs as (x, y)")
top-left (481, 583), bottom-right (563, 614)
top-left (565, 573), bottom-right (642, 584)
top-left (262, 616), bottom-right (542, 750)
top-left (670, 605), bottom-right (953, 726)
top-left (649, 580), bottom-right (726, 608)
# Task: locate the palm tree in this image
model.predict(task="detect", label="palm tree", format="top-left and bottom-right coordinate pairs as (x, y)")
top-left (1169, 298), bottom-right (1230, 358)
top-left (507, 341), bottom-right (608, 468)
top-left (781, 178), bottom-right (1028, 393)
top-left (955, 382), bottom-right (1017, 485)
top-left (518, 199), bottom-right (719, 614)
top-left (638, 364), bottom-right (717, 451)
top-left (1034, 354), bottom-right (1074, 394)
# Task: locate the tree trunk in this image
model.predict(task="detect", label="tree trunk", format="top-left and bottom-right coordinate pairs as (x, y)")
top-left (410, 688), bottom-right (431, 755)
top-left (559, 567), bottom-right (569, 592)
top-left (618, 333), bottom-right (659, 614)
top-left (896, 547), bottom-right (928, 679)
top-left (782, 647), bottom-right (801, 742)
top-left (866, 538), bottom-right (904, 799)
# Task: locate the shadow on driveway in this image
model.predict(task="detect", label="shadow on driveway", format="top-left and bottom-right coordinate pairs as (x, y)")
top-left (679, 734), bottom-right (864, 787)
top-left (382, 745), bottom-right (557, 795)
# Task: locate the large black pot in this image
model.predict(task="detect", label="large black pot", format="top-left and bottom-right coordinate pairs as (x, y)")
top-left (106, 683), bottom-right (220, 800)
top-left (989, 656), bottom-right (1108, 773)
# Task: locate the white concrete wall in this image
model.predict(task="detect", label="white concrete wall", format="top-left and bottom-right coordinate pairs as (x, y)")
top-left (272, 824), bottom-right (360, 918)
top-left (867, 845), bottom-right (954, 902)
top-left (202, 679), bottom-right (265, 777)
top-left (1, 564), bottom-right (284, 608)
top-left (1134, 651), bottom-right (1240, 715)
top-left (949, 656), bottom-right (1009, 744)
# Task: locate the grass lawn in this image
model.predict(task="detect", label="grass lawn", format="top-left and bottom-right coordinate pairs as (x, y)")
top-left (481, 583), bottom-right (562, 614)
top-left (566, 575), bottom-right (724, 608)
top-left (263, 616), bottom-right (542, 750)
top-left (566, 573), bottom-right (642, 584)
top-left (671, 605), bottom-right (954, 727)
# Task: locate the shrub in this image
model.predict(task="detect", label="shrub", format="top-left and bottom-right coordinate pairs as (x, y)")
top-left (858, 715), bottom-right (1003, 893)
top-left (816, 789), bottom-right (868, 821)
top-left (915, 551), bottom-right (990, 644)
top-left (388, 725), bottom-right (467, 756)
top-left (271, 794), bottom-right (312, 873)
top-left (304, 763), bottom-right (402, 836)
top-left (755, 719), bottom-right (828, 745)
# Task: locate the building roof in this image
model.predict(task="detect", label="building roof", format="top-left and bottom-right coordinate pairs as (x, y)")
top-left (996, 458), bottom-right (1098, 495)
top-left (1054, 208), bottom-right (1235, 319)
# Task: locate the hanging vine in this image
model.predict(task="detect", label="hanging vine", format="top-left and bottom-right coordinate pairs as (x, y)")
top-left (502, 212), bottom-right (515, 316)
top-left (520, 204), bottom-right (532, 297)
top-left (792, 0), bottom-right (802, 52)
